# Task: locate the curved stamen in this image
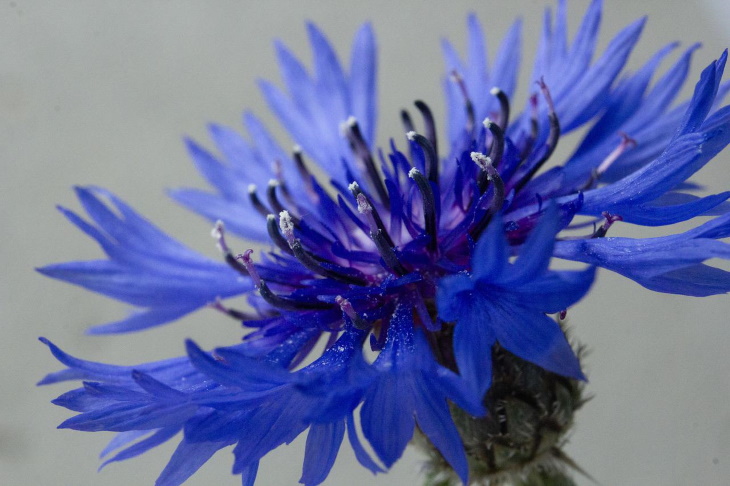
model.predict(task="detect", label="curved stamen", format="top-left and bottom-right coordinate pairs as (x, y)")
top-left (400, 109), bottom-right (415, 134)
top-left (349, 182), bottom-right (395, 248)
top-left (407, 130), bottom-right (439, 185)
top-left (490, 87), bottom-right (511, 130)
top-left (335, 296), bottom-right (370, 330)
top-left (279, 211), bottom-right (368, 286)
top-left (484, 118), bottom-right (505, 167)
top-left (211, 220), bottom-right (249, 276)
top-left (248, 184), bottom-right (272, 218)
top-left (239, 249), bottom-right (330, 311)
top-left (344, 116), bottom-right (390, 205)
top-left (356, 193), bottom-right (407, 276)
top-left (451, 70), bottom-right (475, 134)
top-left (292, 146), bottom-right (319, 201)
top-left (414, 100), bottom-right (439, 164)
top-left (469, 152), bottom-right (506, 240)
top-left (472, 152), bottom-right (494, 194)
top-left (409, 168), bottom-right (438, 254)
top-left (515, 79), bottom-right (561, 192)
top-left (266, 214), bottom-right (294, 255)
top-left (267, 179), bottom-right (299, 224)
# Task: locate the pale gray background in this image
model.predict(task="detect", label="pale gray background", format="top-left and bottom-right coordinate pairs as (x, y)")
top-left (2, 1), bottom-right (729, 485)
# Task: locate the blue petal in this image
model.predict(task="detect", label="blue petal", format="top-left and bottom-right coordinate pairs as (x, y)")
top-left (100, 426), bottom-right (180, 469)
top-left (504, 204), bottom-right (559, 284)
top-left (346, 414), bottom-right (383, 474)
top-left (360, 372), bottom-right (415, 468)
top-left (349, 23), bottom-right (377, 145)
top-left (412, 374), bottom-right (471, 484)
top-left (512, 267), bottom-right (596, 313)
top-left (300, 421), bottom-right (345, 486)
top-left (489, 304), bottom-right (585, 380)
top-left (155, 439), bottom-right (230, 486)
top-left (471, 212), bottom-right (509, 280)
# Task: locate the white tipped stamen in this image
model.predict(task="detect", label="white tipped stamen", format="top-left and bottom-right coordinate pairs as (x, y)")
top-left (490, 87), bottom-right (501, 96)
top-left (211, 220), bottom-right (231, 254)
top-left (470, 152), bottom-right (493, 172)
top-left (483, 117), bottom-right (494, 129)
top-left (211, 220), bottom-right (224, 240)
top-left (279, 210), bottom-right (295, 243)
top-left (248, 184), bottom-right (257, 194)
top-left (292, 144), bottom-right (302, 154)
top-left (406, 130), bottom-right (417, 141)
top-left (356, 193), bottom-right (372, 214)
top-left (348, 181), bottom-right (361, 193)
top-left (408, 167), bottom-right (420, 179)
top-left (347, 115), bottom-right (358, 127)
top-left (268, 179), bottom-right (279, 188)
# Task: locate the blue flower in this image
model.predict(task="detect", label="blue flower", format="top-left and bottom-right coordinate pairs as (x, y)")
top-left (39, 1), bottom-right (730, 485)
top-left (438, 206), bottom-right (594, 398)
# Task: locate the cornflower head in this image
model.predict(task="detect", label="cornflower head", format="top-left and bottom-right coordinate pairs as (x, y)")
top-left (38, 1), bottom-right (730, 485)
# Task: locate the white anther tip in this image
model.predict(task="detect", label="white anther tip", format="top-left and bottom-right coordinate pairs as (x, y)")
top-left (490, 87), bottom-right (501, 96)
top-left (268, 179), bottom-right (279, 187)
top-left (211, 220), bottom-right (225, 238)
top-left (247, 184), bottom-right (257, 194)
top-left (470, 152), bottom-right (492, 170)
top-left (278, 211), bottom-right (294, 239)
top-left (292, 144), bottom-right (302, 154)
top-left (408, 167), bottom-right (420, 178)
top-left (347, 115), bottom-right (358, 127)
top-left (406, 130), bottom-right (417, 141)
top-left (348, 181), bottom-right (360, 192)
top-left (483, 117), bottom-right (494, 128)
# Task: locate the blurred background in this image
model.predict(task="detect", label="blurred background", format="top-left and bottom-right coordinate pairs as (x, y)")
top-left (2, 0), bottom-right (729, 484)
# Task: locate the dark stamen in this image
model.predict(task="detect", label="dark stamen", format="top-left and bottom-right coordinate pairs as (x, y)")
top-left (407, 130), bottom-right (439, 185)
top-left (469, 152), bottom-right (506, 240)
top-left (515, 79), bottom-right (561, 192)
top-left (292, 146), bottom-right (318, 199)
top-left (345, 117), bottom-right (390, 205)
top-left (280, 211), bottom-right (368, 286)
top-left (490, 87), bottom-right (511, 130)
top-left (335, 296), bottom-right (370, 330)
top-left (267, 179), bottom-right (299, 224)
top-left (409, 168), bottom-right (438, 254)
top-left (484, 118), bottom-right (505, 167)
top-left (350, 182), bottom-right (395, 248)
top-left (239, 249), bottom-right (330, 311)
top-left (414, 100), bottom-right (439, 164)
top-left (473, 153), bottom-right (494, 194)
top-left (357, 194), bottom-right (408, 276)
top-left (400, 109), bottom-right (415, 134)
top-left (451, 70), bottom-right (475, 134)
top-left (266, 214), bottom-right (294, 255)
top-left (248, 185), bottom-right (272, 218)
